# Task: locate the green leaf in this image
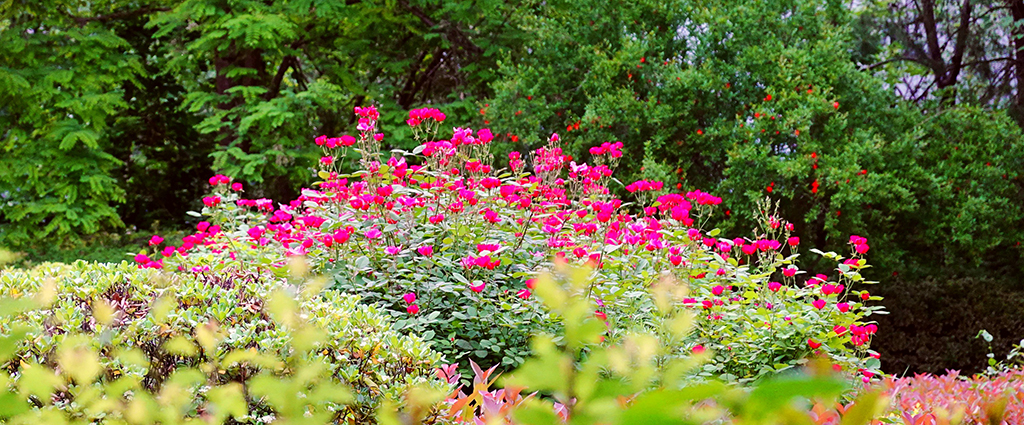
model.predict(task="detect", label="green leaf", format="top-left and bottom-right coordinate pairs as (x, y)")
top-left (839, 391), bottom-right (887, 425)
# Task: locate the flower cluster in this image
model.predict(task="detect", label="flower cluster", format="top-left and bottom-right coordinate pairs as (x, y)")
top-left (588, 141), bottom-right (623, 158)
top-left (314, 134), bottom-right (356, 148)
top-left (625, 179), bottom-right (664, 193)
top-left (407, 107), bottom-right (447, 126)
top-left (148, 106), bottom-right (885, 382)
top-left (850, 234), bottom-right (870, 254)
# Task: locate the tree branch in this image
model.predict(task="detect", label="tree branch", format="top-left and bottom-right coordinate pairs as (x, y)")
top-left (919, 0), bottom-right (944, 70)
top-left (861, 56), bottom-right (932, 71)
top-left (941, 0), bottom-right (973, 88)
top-left (265, 56), bottom-right (298, 100)
top-left (960, 56), bottom-right (1013, 68)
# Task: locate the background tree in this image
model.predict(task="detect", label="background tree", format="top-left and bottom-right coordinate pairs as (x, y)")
top-left (0, 0), bottom-right (138, 244)
top-left (1, 0), bottom-right (525, 242)
top-left (854, 0), bottom-right (1024, 117)
top-left (486, 0), bottom-right (1024, 373)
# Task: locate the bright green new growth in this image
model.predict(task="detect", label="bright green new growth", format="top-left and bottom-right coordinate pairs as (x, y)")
top-left (0, 261), bottom-right (445, 424)
top-left (503, 262), bottom-right (888, 425)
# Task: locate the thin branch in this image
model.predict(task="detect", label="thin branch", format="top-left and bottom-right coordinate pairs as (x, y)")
top-left (959, 56), bottom-right (1013, 68)
top-left (861, 56), bottom-right (931, 71)
top-left (913, 78), bottom-right (939, 102)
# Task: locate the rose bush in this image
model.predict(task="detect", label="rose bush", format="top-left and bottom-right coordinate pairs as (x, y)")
top-left (140, 106), bottom-right (886, 381)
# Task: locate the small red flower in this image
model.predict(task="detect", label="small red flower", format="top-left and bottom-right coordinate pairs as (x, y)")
top-left (417, 245), bottom-right (434, 257)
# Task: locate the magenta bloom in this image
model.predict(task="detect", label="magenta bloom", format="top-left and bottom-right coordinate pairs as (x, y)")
top-left (687, 228), bottom-right (701, 240)
top-left (516, 289), bottom-right (531, 299)
top-left (813, 299), bottom-right (827, 310)
top-left (787, 237), bottom-right (800, 246)
top-left (148, 235), bottom-right (164, 246)
top-left (837, 302), bottom-right (851, 313)
top-left (134, 253), bottom-right (150, 264)
top-left (403, 293), bottom-right (417, 304)
top-left (692, 345), bottom-right (706, 354)
top-left (477, 243), bottom-right (500, 252)
top-left (365, 228), bottom-right (383, 239)
top-left (469, 282), bottom-right (486, 293)
top-left (231, 182), bottom-right (243, 191)
top-left (417, 245), bottom-right (434, 257)
top-left (332, 229), bottom-right (350, 244)
top-left (385, 246), bottom-right (401, 255)
top-left (407, 304), bottom-right (420, 314)
top-left (783, 267), bottom-right (797, 277)
top-left (768, 281), bottom-right (782, 292)
top-left (208, 174), bottom-right (230, 186)
top-left (855, 243), bottom-right (870, 254)
top-left (248, 227), bottom-right (265, 239)
top-left (712, 285), bottom-right (725, 296)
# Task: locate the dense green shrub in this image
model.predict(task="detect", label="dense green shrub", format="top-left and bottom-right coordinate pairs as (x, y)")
top-left (0, 261), bottom-right (445, 423)
top-left (873, 275), bottom-right (1024, 375)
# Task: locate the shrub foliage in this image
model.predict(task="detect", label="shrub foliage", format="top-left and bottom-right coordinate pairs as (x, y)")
top-left (0, 261), bottom-right (444, 423)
